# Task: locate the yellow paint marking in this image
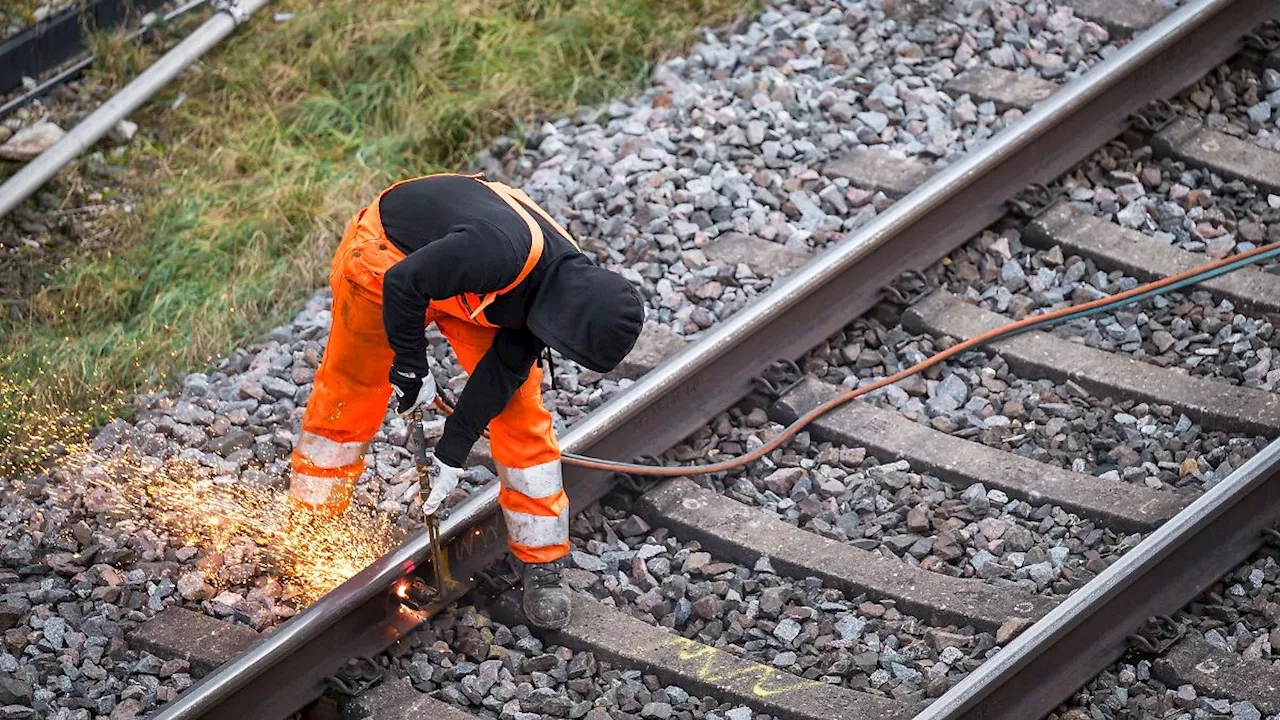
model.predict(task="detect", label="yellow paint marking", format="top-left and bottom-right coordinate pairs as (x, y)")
top-left (664, 637), bottom-right (813, 697)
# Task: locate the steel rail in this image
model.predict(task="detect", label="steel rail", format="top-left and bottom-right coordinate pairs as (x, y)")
top-left (916, 437), bottom-right (1280, 720)
top-left (0, 0), bottom-right (212, 121)
top-left (0, 0), bottom-right (169, 95)
top-left (0, 0), bottom-right (270, 221)
top-left (147, 1), bottom-right (1278, 718)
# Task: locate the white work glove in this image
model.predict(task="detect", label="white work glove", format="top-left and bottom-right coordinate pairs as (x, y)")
top-left (422, 457), bottom-right (464, 516)
top-left (390, 365), bottom-right (437, 416)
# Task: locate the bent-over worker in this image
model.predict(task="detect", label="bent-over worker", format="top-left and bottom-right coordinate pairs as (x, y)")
top-left (289, 173), bottom-right (644, 629)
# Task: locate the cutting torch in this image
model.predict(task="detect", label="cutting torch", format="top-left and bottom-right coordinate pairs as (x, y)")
top-left (410, 407), bottom-right (450, 595)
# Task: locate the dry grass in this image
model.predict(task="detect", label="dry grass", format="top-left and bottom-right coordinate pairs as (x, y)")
top-left (0, 0), bottom-right (756, 449)
top-left (3, 0), bottom-right (62, 27)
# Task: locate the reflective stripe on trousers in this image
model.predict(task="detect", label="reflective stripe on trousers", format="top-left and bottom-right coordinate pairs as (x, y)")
top-left (297, 430), bottom-right (367, 468)
top-left (288, 430), bottom-right (366, 512)
top-left (498, 459), bottom-right (570, 563)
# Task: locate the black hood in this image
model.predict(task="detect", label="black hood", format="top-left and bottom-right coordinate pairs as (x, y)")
top-left (527, 254), bottom-right (644, 373)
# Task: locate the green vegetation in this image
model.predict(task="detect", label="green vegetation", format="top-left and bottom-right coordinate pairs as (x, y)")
top-left (3, 1), bottom-right (53, 28)
top-left (0, 0), bottom-right (754, 442)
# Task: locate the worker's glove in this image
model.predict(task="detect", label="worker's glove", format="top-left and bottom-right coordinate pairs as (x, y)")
top-left (390, 365), bottom-right (437, 416)
top-left (422, 457), bottom-right (464, 516)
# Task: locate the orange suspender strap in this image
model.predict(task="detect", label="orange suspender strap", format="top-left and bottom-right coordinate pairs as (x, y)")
top-left (502, 185), bottom-right (582, 252)
top-left (369, 173), bottom-right (579, 321)
top-left (470, 180), bottom-right (545, 319)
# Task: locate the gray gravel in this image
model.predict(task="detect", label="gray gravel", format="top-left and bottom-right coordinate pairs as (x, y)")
top-left (985, 61), bottom-right (1280, 299)
top-left (1035, 135), bottom-right (1280, 268)
top-left (1182, 551), bottom-right (1280, 665)
top-left (566, 502), bottom-right (984, 702)
top-left (1052, 661), bottom-right (1272, 720)
top-left (476, 0), bottom-right (1130, 342)
top-left (383, 602), bottom-right (780, 720)
top-left (799, 316), bottom-right (1269, 491)
top-left (934, 227), bottom-right (1280, 392)
top-left (670, 423), bottom-right (1136, 594)
top-left (1173, 62), bottom-right (1280, 153)
top-left (0, 479), bottom-right (210, 719)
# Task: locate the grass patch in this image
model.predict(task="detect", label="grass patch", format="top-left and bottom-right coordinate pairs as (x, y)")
top-left (0, 0), bottom-right (754, 451)
top-left (2, 0), bottom-right (57, 29)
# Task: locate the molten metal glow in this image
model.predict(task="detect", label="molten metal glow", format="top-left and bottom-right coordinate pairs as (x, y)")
top-left (2, 380), bottom-right (403, 606)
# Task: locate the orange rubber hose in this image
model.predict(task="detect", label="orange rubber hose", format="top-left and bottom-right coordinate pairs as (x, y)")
top-left (434, 240), bottom-right (1279, 477)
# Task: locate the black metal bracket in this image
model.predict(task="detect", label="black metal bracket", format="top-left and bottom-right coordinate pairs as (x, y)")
top-left (880, 268), bottom-right (933, 306)
top-left (751, 359), bottom-right (805, 401)
top-left (476, 563), bottom-right (521, 595)
top-left (606, 459), bottom-right (669, 514)
top-left (1262, 526), bottom-right (1280, 547)
top-left (211, 0), bottom-right (252, 25)
top-left (1245, 21), bottom-right (1280, 52)
top-left (1101, 139), bottom-right (1134, 159)
top-left (1125, 615), bottom-right (1185, 655)
top-left (324, 656), bottom-right (384, 696)
top-left (393, 575), bottom-right (439, 611)
top-left (616, 465), bottom-right (665, 490)
top-left (1130, 99), bottom-right (1180, 134)
top-left (1006, 184), bottom-right (1060, 220)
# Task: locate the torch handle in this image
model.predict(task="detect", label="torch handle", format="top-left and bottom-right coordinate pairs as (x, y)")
top-left (410, 408), bottom-right (429, 467)
top-left (410, 407), bottom-right (449, 591)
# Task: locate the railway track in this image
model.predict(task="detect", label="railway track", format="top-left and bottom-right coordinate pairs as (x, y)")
top-left (0, 0), bottom-right (211, 121)
top-left (0, 0), bottom-right (170, 97)
top-left (26, 0), bottom-right (1277, 718)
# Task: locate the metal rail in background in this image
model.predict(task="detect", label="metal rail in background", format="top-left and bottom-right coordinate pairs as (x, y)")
top-left (917, 437), bottom-right (1280, 720)
top-left (146, 1), bottom-right (1279, 718)
top-left (0, 0), bottom-right (212, 121)
top-left (0, 0), bottom-right (169, 95)
top-left (0, 0), bottom-right (270, 221)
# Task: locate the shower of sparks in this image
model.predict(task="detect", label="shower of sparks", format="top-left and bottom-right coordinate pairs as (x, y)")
top-left (68, 451), bottom-right (404, 604)
top-left (2, 377), bottom-right (405, 606)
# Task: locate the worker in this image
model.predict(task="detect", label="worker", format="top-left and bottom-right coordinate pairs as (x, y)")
top-left (288, 173), bottom-right (644, 629)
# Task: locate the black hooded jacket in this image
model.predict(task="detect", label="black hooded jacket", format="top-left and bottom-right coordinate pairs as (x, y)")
top-left (379, 175), bottom-right (644, 467)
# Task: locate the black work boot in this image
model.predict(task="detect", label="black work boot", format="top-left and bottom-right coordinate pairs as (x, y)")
top-left (522, 559), bottom-right (571, 630)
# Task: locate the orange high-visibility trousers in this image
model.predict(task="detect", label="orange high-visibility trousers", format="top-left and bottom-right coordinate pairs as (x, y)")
top-left (290, 179), bottom-right (571, 564)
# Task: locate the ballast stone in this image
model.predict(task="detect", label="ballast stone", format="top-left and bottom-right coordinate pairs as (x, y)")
top-left (0, 121), bottom-right (64, 162)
